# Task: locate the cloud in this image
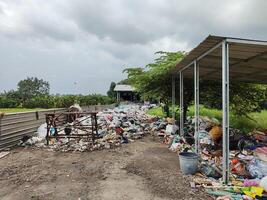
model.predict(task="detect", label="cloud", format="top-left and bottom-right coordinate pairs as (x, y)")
top-left (0, 0), bottom-right (266, 94)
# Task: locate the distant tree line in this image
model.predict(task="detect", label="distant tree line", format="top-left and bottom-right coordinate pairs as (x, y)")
top-left (0, 77), bottom-right (115, 109)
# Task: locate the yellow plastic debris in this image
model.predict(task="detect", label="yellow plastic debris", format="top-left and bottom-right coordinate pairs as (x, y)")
top-left (242, 186), bottom-right (264, 198)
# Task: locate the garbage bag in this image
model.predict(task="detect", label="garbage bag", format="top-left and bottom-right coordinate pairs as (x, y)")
top-left (37, 123), bottom-right (47, 138)
top-left (248, 158), bottom-right (267, 179)
top-left (260, 176), bottom-right (267, 192)
top-left (199, 130), bottom-right (212, 145)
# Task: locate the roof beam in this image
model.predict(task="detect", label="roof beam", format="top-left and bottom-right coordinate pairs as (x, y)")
top-left (204, 55), bottom-right (243, 62)
top-left (179, 41), bottom-right (223, 73)
top-left (227, 38), bottom-right (267, 46)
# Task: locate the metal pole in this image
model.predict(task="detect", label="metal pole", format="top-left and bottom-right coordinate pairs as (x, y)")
top-left (179, 71), bottom-right (184, 136)
top-left (172, 75), bottom-right (176, 122)
top-left (91, 114), bottom-right (95, 144)
top-left (222, 40), bottom-right (230, 184)
top-left (194, 60), bottom-right (200, 154)
top-left (117, 92), bottom-right (119, 102)
top-left (118, 92), bottom-right (120, 102)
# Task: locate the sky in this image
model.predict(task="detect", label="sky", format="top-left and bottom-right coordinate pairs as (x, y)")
top-left (0, 0), bottom-right (267, 95)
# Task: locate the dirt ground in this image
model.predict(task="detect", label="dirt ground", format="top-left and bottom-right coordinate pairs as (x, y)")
top-left (0, 136), bottom-right (212, 200)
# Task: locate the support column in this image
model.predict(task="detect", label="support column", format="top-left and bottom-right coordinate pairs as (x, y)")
top-left (172, 75), bottom-right (176, 122)
top-left (117, 92), bottom-right (120, 103)
top-left (179, 71), bottom-right (184, 136)
top-left (222, 40), bottom-right (230, 184)
top-left (194, 60), bottom-right (200, 154)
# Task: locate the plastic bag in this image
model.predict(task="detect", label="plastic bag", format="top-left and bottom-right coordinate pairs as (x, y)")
top-left (247, 158), bottom-right (267, 178)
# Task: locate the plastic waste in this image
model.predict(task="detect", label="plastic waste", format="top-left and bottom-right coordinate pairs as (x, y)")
top-left (241, 186), bottom-right (264, 199)
top-left (37, 123), bottom-right (47, 138)
top-left (248, 158), bottom-right (267, 179)
top-left (50, 127), bottom-right (56, 136)
top-left (255, 147), bottom-right (267, 162)
top-left (165, 124), bottom-right (178, 134)
top-left (201, 163), bottom-right (221, 178)
top-left (199, 130), bottom-right (212, 145)
top-left (243, 179), bottom-right (260, 187)
top-left (260, 176), bottom-right (267, 192)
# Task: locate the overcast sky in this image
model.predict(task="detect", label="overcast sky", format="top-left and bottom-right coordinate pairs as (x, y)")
top-left (0, 0), bottom-right (267, 95)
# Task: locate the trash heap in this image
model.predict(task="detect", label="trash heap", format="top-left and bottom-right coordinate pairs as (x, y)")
top-left (91, 104), bottom-right (151, 151)
top-left (150, 113), bottom-right (267, 200)
top-left (17, 104), bottom-right (267, 199)
top-left (19, 104), bottom-right (151, 152)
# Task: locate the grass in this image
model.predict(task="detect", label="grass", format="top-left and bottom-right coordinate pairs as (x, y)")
top-left (0, 108), bottom-right (46, 113)
top-left (147, 106), bottom-right (267, 133)
top-left (147, 105), bottom-right (222, 120)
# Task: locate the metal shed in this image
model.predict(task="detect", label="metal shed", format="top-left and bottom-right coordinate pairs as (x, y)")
top-left (114, 84), bottom-right (135, 102)
top-left (171, 35), bottom-right (267, 184)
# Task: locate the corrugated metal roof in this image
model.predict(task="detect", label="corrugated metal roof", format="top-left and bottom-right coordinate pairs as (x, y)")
top-left (173, 35), bottom-right (267, 84)
top-left (114, 84), bottom-right (135, 92)
top-left (174, 35), bottom-right (225, 72)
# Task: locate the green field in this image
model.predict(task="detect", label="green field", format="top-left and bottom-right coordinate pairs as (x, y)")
top-left (147, 106), bottom-right (267, 133)
top-left (0, 108), bottom-right (46, 113)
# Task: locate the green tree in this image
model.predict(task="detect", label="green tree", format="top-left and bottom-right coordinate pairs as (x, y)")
top-left (17, 77), bottom-right (50, 105)
top-left (117, 79), bottom-right (129, 84)
top-left (201, 81), bottom-right (266, 117)
top-left (124, 51), bottom-right (266, 120)
top-left (0, 90), bottom-right (21, 108)
top-left (124, 51), bottom-right (186, 102)
top-left (107, 82), bottom-right (116, 98)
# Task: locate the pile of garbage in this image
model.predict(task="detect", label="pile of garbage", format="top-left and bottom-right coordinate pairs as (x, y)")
top-left (18, 103), bottom-right (267, 199)
top-left (149, 112), bottom-right (267, 200)
top-left (19, 104), bottom-right (151, 152)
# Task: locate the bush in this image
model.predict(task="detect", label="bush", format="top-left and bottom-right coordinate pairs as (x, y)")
top-left (0, 93), bottom-right (115, 109)
top-left (23, 95), bottom-right (55, 108)
top-left (0, 77), bottom-right (115, 109)
top-left (0, 95), bottom-right (19, 108)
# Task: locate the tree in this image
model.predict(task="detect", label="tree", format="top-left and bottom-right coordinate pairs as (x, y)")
top-left (201, 81), bottom-right (266, 117)
top-left (124, 51), bottom-right (186, 102)
top-left (17, 77), bottom-right (50, 105)
top-left (124, 51), bottom-right (266, 120)
top-left (124, 51), bottom-right (188, 117)
top-left (0, 90), bottom-right (21, 108)
top-left (107, 82), bottom-right (116, 98)
top-left (117, 79), bottom-right (129, 84)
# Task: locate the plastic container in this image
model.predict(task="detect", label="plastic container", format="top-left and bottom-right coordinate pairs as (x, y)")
top-left (179, 152), bottom-right (199, 175)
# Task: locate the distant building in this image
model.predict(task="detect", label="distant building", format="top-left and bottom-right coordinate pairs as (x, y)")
top-left (113, 84), bottom-right (138, 102)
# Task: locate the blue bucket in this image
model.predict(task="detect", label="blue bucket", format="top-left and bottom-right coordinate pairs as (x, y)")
top-left (179, 152), bottom-right (199, 175)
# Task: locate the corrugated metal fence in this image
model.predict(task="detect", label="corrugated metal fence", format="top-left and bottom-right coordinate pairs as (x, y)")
top-left (0, 104), bottom-right (115, 150)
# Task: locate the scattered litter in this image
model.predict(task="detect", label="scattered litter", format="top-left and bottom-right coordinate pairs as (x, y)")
top-left (37, 123), bottom-right (47, 138)
top-left (149, 108), bottom-right (267, 199)
top-left (260, 176), bottom-right (267, 192)
top-left (0, 151), bottom-right (9, 159)
top-left (248, 158), bottom-right (267, 179)
top-left (17, 104), bottom-right (267, 199)
top-left (19, 104), bottom-right (151, 152)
